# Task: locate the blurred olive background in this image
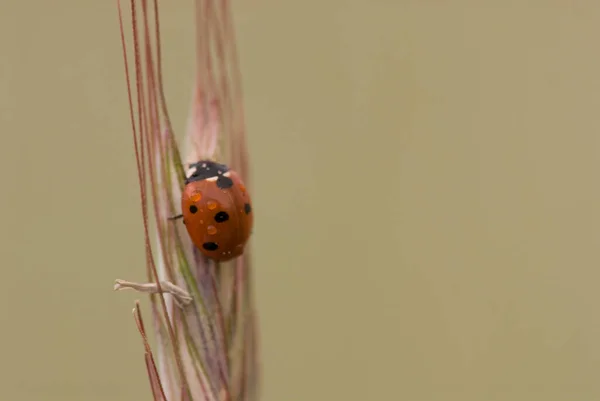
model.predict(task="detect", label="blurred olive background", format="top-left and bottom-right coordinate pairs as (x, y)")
top-left (2, 1), bottom-right (600, 400)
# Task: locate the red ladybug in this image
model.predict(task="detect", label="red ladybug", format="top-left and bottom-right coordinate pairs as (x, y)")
top-left (175, 160), bottom-right (253, 262)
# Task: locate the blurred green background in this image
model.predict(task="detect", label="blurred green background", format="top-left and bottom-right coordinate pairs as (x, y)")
top-left (2, 1), bottom-right (600, 400)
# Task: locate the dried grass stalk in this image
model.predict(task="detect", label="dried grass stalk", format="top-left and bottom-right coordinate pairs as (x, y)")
top-left (114, 1), bottom-right (260, 400)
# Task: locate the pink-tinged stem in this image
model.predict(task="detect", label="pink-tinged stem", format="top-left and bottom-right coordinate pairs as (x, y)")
top-left (134, 302), bottom-right (168, 401)
top-left (117, 0), bottom-right (191, 398)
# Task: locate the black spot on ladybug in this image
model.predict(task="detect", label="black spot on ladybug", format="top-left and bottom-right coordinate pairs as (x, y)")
top-left (214, 211), bottom-right (229, 223)
top-left (244, 203), bottom-right (251, 214)
top-left (185, 160), bottom-right (230, 184)
top-left (189, 205), bottom-right (198, 213)
top-left (202, 242), bottom-right (219, 251)
top-left (216, 175), bottom-right (234, 189)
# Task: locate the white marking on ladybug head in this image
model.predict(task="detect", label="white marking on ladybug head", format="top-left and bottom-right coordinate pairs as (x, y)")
top-left (206, 176), bottom-right (218, 182)
top-left (223, 171), bottom-right (231, 177)
top-left (185, 165), bottom-right (198, 178)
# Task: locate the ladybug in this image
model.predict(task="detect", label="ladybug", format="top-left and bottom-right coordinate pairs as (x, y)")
top-left (173, 160), bottom-right (253, 262)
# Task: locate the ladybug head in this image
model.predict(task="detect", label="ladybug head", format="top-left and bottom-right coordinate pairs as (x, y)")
top-left (185, 159), bottom-right (231, 184)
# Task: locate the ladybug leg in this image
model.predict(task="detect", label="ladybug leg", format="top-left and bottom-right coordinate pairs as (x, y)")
top-left (168, 214), bottom-right (184, 221)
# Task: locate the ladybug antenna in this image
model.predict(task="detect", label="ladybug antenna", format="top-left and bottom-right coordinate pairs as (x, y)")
top-left (168, 214), bottom-right (184, 221)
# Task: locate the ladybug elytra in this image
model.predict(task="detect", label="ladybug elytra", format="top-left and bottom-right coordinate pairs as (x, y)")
top-left (175, 160), bottom-right (253, 262)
